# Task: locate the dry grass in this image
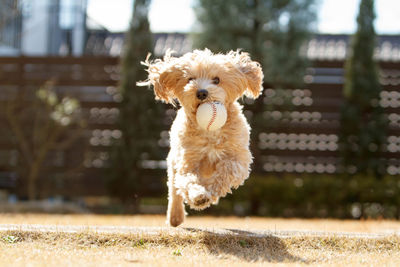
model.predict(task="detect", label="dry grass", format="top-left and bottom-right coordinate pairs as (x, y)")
top-left (1, 214), bottom-right (400, 266)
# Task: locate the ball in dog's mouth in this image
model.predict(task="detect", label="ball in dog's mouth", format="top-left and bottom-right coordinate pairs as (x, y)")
top-left (196, 102), bottom-right (227, 131)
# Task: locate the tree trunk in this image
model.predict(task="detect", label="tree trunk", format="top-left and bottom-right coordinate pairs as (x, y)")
top-left (27, 174), bottom-right (36, 200)
top-left (27, 164), bottom-right (40, 200)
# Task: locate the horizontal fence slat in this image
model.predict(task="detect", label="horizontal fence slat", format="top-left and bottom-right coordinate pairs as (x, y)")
top-left (0, 56), bottom-right (120, 65)
top-left (0, 80), bottom-right (118, 87)
top-left (312, 59), bottom-right (400, 69)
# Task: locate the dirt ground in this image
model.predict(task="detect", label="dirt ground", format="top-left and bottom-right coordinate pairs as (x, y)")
top-left (0, 214), bottom-right (400, 266)
top-left (1, 213), bottom-right (400, 233)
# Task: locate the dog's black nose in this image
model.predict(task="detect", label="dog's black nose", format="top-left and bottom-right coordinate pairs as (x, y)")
top-left (196, 89), bottom-right (208, 100)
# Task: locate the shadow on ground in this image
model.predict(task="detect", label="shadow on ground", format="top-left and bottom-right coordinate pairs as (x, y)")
top-left (183, 228), bottom-right (310, 263)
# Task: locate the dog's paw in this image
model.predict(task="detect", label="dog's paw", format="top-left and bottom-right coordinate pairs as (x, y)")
top-left (187, 184), bottom-right (212, 210)
top-left (168, 215), bottom-right (184, 227)
top-left (194, 194), bottom-right (211, 207)
top-left (190, 192), bottom-right (212, 210)
top-left (167, 208), bottom-right (185, 227)
top-left (190, 195), bottom-right (211, 210)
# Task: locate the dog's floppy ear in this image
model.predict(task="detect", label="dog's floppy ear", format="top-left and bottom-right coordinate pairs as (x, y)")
top-left (138, 51), bottom-right (184, 104)
top-left (233, 51), bottom-right (264, 99)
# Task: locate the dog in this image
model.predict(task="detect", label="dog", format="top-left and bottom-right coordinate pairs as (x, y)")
top-left (139, 49), bottom-right (263, 227)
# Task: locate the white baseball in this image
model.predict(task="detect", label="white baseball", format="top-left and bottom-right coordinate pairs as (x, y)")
top-left (196, 102), bottom-right (227, 131)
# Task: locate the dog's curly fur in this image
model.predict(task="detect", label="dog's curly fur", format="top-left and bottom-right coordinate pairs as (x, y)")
top-left (139, 49), bottom-right (263, 227)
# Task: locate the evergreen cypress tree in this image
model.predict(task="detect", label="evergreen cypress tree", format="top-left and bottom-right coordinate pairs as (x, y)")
top-left (194, 0), bottom-right (316, 87)
top-left (339, 0), bottom-right (387, 177)
top-left (194, 0), bottom-right (317, 172)
top-left (107, 0), bottom-right (165, 208)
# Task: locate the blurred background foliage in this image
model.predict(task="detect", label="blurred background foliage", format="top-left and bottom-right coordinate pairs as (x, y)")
top-left (339, 0), bottom-right (387, 178)
top-left (106, 0), bottom-right (167, 211)
top-left (4, 81), bottom-right (85, 200)
top-left (203, 174), bottom-right (400, 219)
top-left (194, 0), bottom-right (317, 87)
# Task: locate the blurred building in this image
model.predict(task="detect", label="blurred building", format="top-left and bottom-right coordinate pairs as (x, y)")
top-left (0, 0), bottom-right (87, 56)
top-left (0, 0), bottom-right (22, 54)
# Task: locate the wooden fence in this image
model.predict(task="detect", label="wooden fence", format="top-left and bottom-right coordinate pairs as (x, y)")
top-left (255, 60), bottom-right (400, 176)
top-left (0, 56), bottom-right (399, 198)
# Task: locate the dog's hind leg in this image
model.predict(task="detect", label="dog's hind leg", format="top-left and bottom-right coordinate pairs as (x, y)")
top-left (166, 167), bottom-right (186, 227)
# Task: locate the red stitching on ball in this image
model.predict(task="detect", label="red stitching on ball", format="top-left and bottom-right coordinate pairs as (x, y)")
top-left (207, 102), bottom-right (217, 131)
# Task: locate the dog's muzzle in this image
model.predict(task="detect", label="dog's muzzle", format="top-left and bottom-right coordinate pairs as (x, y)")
top-left (196, 89), bottom-right (208, 100)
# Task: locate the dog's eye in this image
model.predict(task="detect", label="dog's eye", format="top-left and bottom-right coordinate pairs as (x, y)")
top-left (212, 77), bottom-right (220, 85)
top-left (188, 77), bottom-right (195, 82)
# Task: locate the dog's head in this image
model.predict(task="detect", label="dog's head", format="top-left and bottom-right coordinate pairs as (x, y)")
top-left (139, 49), bottom-right (264, 114)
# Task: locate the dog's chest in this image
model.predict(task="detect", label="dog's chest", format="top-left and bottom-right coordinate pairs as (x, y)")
top-left (198, 134), bottom-right (225, 178)
top-left (200, 133), bottom-right (226, 161)
top-left (178, 131), bottom-right (225, 178)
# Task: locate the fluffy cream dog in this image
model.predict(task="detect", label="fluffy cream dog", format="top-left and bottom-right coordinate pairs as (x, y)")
top-left (139, 49), bottom-right (263, 227)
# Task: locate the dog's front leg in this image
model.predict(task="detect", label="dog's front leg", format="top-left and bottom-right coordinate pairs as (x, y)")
top-left (174, 172), bottom-right (218, 210)
top-left (206, 156), bottom-right (251, 199)
top-left (166, 168), bottom-right (186, 227)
